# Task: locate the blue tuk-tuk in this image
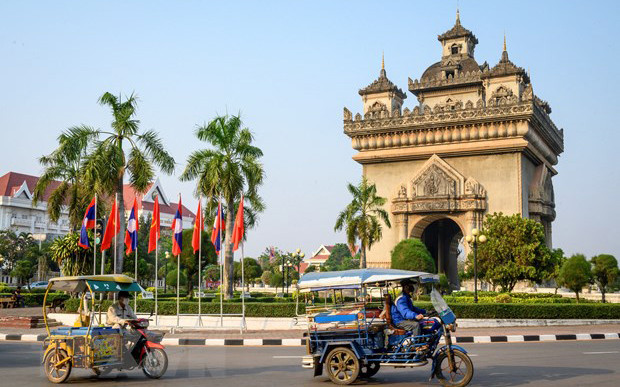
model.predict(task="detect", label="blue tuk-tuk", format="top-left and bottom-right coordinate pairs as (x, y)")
top-left (298, 269), bottom-right (473, 386)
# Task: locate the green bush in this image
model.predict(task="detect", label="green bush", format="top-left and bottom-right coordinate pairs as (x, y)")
top-left (391, 239), bottom-right (435, 273)
top-left (495, 294), bottom-right (512, 303)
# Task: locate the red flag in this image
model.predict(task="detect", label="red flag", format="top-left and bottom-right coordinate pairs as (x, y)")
top-left (100, 198), bottom-right (120, 252)
top-left (148, 196), bottom-right (160, 253)
top-left (231, 196), bottom-right (244, 252)
top-left (192, 200), bottom-right (203, 253)
top-left (210, 201), bottom-right (224, 254)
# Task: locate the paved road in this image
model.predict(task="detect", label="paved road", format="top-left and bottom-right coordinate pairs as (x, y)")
top-left (1, 340), bottom-right (618, 386)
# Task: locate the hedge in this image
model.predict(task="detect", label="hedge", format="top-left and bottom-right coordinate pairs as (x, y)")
top-left (0, 292), bottom-right (69, 307)
top-left (60, 298), bottom-right (620, 319)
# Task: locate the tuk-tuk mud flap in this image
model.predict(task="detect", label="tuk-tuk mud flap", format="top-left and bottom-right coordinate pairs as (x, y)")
top-left (430, 345), bottom-right (468, 380)
top-left (318, 341), bottom-right (365, 364)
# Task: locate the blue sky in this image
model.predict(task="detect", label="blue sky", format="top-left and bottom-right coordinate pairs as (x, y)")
top-left (1, 1), bottom-right (619, 260)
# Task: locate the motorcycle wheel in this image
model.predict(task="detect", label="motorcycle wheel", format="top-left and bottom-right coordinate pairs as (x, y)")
top-left (325, 347), bottom-right (360, 385)
top-left (44, 348), bottom-right (72, 384)
top-left (359, 361), bottom-right (380, 378)
top-left (142, 348), bottom-right (168, 379)
top-left (434, 349), bottom-right (474, 387)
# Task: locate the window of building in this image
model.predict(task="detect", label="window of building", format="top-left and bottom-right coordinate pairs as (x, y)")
top-left (451, 44), bottom-right (459, 55)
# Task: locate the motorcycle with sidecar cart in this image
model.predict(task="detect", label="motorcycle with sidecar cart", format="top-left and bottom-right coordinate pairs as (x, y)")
top-left (298, 268), bottom-right (473, 386)
top-left (41, 275), bottom-right (168, 383)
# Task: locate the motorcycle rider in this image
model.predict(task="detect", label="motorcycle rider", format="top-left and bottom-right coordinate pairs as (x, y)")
top-left (391, 279), bottom-right (441, 336)
top-left (106, 291), bottom-right (137, 329)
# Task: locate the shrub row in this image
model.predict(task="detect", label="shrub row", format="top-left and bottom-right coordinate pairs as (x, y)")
top-left (60, 298), bottom-right (620, 319)
top-left (451, 291), bottom-right (563, 299)
top-left (442, 296), bottom-right (576, 304)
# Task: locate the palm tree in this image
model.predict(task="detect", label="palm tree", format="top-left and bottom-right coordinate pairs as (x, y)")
top-left (50, 92), bottom-right (175, 273)
top-left (33, 128), bottom-right (93, 229)
top-left (334, 177), bottom-right (391, 268)
top-left (180, 114), bottom-right (264, 298)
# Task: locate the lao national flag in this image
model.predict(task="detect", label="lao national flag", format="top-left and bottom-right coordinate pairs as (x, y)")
top-left (125, 198), bottom-right (139, 255)
top-left (171, 197), bottom-right (183, 256)
top-left (78, 196), bottom-right (96, 249)
top-left (210, 202), bottom-right (224, 255)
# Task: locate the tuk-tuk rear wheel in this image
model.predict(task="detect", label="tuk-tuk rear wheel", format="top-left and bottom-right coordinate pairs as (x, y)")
top-left (359, 361), bottom-right (380, 378)
top-left (44, 348), bottom-right (71, 384)
top-left (325, 347), bottom-right (360, 385)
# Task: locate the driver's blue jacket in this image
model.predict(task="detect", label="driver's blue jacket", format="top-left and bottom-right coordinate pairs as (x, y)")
top-left (391, 293), bottom-right (426, 326)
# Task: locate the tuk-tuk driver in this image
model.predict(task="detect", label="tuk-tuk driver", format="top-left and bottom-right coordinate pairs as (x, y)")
top-left (106, 291), bottom-right (137, 329)
top-left (391, 279), bottom-right (427, 335)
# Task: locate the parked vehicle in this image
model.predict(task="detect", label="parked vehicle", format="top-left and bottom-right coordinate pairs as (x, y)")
top-left (29, 281), bottom-right (49, 289)
top-left (41, 275), bottom-right (167, 383)
top-left (298, 269), bottom-right (473, 386)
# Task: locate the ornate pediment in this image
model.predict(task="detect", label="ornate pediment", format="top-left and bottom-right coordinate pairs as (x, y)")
top-left (411, 155), bottom-right (464, 198)
top-left (392, 154), bottom-right (487, 214)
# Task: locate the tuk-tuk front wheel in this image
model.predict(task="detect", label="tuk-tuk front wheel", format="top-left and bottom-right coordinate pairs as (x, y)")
top-left (434, 349), bottom-right (474, 387)
top-left (325, 347), bottom-right (360, 385)
top-left (142, 348), bottom-right (168, 379)
top-left (44, 348), bottom-right (72, 384)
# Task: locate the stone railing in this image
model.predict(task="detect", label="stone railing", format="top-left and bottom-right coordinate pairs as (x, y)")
top-left (408, 70), bottom-right (483, 92)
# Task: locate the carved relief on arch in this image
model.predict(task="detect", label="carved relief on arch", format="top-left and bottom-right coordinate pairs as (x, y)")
top-left (488, 85), bottom-right (518, 107)
top-left (464, 177), bottom-right (486, 197)
top-left (410, 154), bottom-right (464, 198)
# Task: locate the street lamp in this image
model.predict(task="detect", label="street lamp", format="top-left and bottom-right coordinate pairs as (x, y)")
top-left (465, 228), bottom-right (487, 303)
top-left (290, 249), bottom-right (305, 278)
top-left (164, 251), bottom-right (170, 292)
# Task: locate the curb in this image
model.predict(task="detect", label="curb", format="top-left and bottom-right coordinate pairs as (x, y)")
top-left (1, 332), bottom-right (619, 346)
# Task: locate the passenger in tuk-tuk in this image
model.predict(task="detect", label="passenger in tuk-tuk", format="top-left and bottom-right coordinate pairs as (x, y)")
top-left (391, 279), bottom-right (440, 336)
top-left (106, 291), bottom-right (137, 329)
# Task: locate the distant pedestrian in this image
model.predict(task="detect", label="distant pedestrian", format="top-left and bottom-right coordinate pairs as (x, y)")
top-left (12, 286), bottom-right (25, 308)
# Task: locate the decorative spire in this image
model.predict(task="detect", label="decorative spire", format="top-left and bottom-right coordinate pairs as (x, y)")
top-left (500, 33), bottom-right (510, 63)
top-left (382, 51), bottom-right (385, 70)
top-left (456, 7), bottom-right (460, 25)
top-left (503, 33), bottom-right (507, 52)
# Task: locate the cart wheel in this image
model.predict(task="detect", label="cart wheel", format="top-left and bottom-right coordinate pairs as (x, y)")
top-left (142, 348), bottom-right (168, 379)
top-left (325, 347), bottom-right (360, 385)
top-left (44, 348), bottom-right (72, 384)
top-left (434, 349), bottom-right (474, 387)
top-left (359, 361), bottom-right (380, 378)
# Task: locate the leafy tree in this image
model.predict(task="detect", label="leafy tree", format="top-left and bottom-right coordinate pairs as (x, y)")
top-left (469, 213), bottom-right (557, 292)
top-left (166, 269), bottom-right (187, 290)
top-left (303, 265), bottom-right (317, 273)
top-left (260, 271), bottom-right (272, 286)
top-left (0, 231), bottom-right (41, 273)
top-left (391, 238), bottom-right (435, 273)
top-left (203, 265), bottom-right (221, 282)
top-left (324, 244), bottom-right (352, 271)
top-left (591, 254), bottom-right (619, 303)
top-left (58, 92), bottom-right (175, 273)
top-left (547, 248), bottom-right (567, 294)
top-left (557, 254), bottom-right (592, 303)
top-left (271, 272), bottom-right (284, 288)
top-left (334, 177), bottom-right (391, 268)
top-left (11, 260), bottom-right (34, 285)
top-left (177, 229), bottom-right (217, 298)
top-left (180, 115), bottom-right (265, 298)
top-left (234, 258), bottom-right (262, 285)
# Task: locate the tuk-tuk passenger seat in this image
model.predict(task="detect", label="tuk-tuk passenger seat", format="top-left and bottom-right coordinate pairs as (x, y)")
top-left (383, 294), bottom-right (407, 335)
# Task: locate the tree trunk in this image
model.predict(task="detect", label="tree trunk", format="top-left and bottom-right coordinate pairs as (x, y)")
top-left (223, 198), bottom-right (235, 299)
top-left (116, 177), bottom-right (126, 275)
top-left (602, 289), bottom-right (606, 303)
top-left (575, 291), bottom-right (580, 304)
top-left (360, 245), bottom-right (366, 269)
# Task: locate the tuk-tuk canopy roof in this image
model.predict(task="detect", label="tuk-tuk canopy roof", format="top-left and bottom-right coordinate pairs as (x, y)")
top-left (48, 274), bottom-right (143, 293)
top-left (298, 268), bottom-right (439, 292)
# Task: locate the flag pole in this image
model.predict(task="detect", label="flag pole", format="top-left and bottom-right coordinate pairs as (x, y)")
top-left (93, 194), bottom-right (97, 275)
top-left (197, 195), bottom-right (203, 327)
top-left (219, 200), bottom-right (223, 328)
top-left (114, 193), bottom-right (118, 275)
top-left (155, 237), bottom-right (158, 326)
top-left (241, 241), bottom-right (246, 332)
top-left (176, 193), bottom-right (181, 327)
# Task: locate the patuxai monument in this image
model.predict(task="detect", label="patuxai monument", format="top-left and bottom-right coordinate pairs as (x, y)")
top-left (343, 12), bottom-right (564, 288)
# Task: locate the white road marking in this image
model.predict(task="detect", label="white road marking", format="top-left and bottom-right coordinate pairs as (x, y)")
top-left (583, 351), bottom-right (619, 355)
top-left (273, 355), bottom-right (305, 359)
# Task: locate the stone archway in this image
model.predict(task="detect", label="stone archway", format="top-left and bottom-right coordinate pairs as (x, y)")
top-left (410, 215), bottom-right (465, 289)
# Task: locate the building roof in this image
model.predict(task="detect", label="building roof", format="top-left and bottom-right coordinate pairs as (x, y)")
top-left (437, 10), bottom-right (478, 44)
top-left (122, 183), bottom-right (195, 218)
top-left (308, 254), bottom-right (330, 262)
top-left (0, 172), bottom-right (62, 201)
top-left (481, 44), bottom-right (528, 81)
top-left (420, 57), bottom-right (482, 83)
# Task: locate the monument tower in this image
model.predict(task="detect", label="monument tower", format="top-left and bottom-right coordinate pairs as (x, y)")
top-left (343, 12), bottom-right (564, 287)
